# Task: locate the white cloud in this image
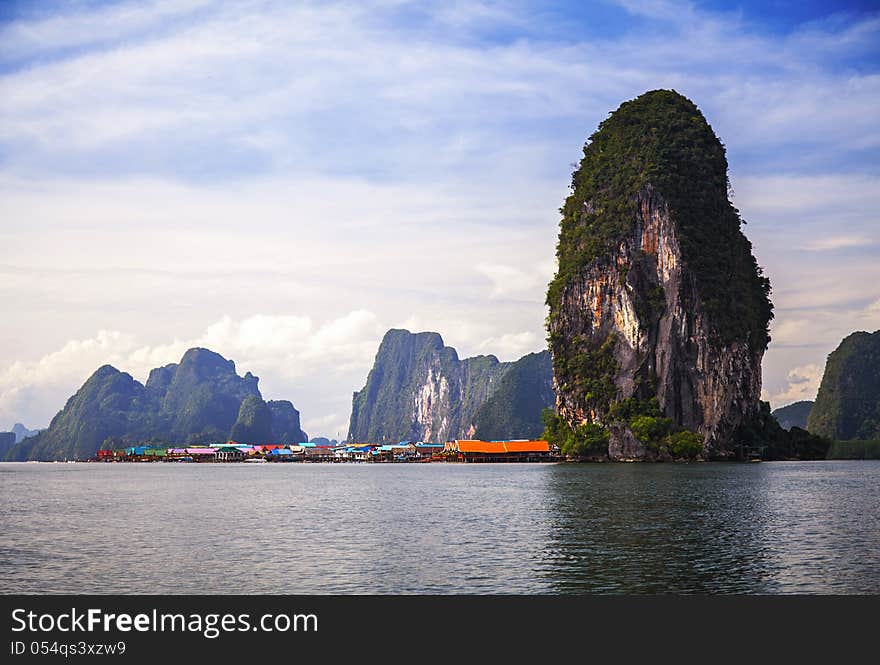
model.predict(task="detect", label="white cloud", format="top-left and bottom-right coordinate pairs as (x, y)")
top-left (0, 1), bottom-right (878, 437)
top-left (0, 312), bottom-right (384, 435)
top-left (769, 319), bottom-right (811, 347)
top-left (0, 331), bottom-right (140, 430)
top-left (476, 331), bottom-right (541, 359)
top-left (801, 235), bottom-right (873, 251)
top-left (0, 0), bottom-right (212, 59)
top-left (769, 364), bottom-right (823, 408)
top-left (0, 309), bottom-right (548, 437)
top-left (476, 263), bottom-right (551, 299)
top-left (612, 0), bottom-right (697, 21)
top-left (301, 413), bottom-right (347, 442)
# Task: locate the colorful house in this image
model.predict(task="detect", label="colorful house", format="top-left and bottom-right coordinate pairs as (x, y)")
top-left (444, 440), bottom-right (553, 462)
top-left (267, 447), bottom-right (299, 462)
top-left (215, 447), bottom-right (246, 462)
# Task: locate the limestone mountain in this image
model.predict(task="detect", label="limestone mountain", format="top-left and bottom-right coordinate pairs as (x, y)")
top-left (229, 395), bottom-right (274, 444)
top-left (546, 90), bottom-right (773, 459)
top-left (473, 351), bottom-right (554, 441)
top-left (12, 423), bottom-right (41, 442)
top-left (6, 365), bottom-right (159, 461)
top-left (5, 348), bottom-right (307, 460)
top-left (154, 348), bottom-right (261, 443)
top-left (772, 401), bottom-right (814, 431)
top-left (348, 329), bottom-right (553, 444)
top-left (310, 437), bottom-right (338, 446)
top-left (0, 431), bottom-right (16, 458)
top-left (808, 331), bottom-right (880, 440)
top-left (266, 400), bottom-right (308, 443)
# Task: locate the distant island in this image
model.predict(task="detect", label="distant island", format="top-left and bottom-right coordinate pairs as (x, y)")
top-left (771, 401), bottom-right (813, 431)
top-left (5, 348), bottom-right (307, 461)
top-left (348, 329), bottom-right (553, 444)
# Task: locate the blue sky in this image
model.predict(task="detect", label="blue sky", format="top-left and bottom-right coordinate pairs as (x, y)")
top-left (1, 0), bottom-right (878, 438)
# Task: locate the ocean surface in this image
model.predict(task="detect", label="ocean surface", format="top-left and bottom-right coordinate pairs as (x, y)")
top-left (1, 461), bottom-right (878, 594)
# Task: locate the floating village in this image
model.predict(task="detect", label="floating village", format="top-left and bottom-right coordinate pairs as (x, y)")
top-left (93, 439), bottom-right (557, 464)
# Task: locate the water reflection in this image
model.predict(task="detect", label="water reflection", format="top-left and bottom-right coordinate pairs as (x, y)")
top-left (542, 462), bottom-right (880, 594)
top-left (1, 461), bottom-right (878, 594)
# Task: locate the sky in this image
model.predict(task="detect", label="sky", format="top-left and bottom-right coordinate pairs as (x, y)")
top-left (1, 0), bottom-right (878, 439)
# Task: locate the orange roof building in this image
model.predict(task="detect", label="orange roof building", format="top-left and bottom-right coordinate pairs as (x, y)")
top-left (446, 439), bottom-right (553, 461)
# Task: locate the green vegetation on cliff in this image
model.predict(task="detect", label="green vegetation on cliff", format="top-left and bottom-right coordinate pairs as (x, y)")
top-left (230, 395), bottom-right (273, 444)
top-left (549, 332), bottom-right (618, 420)
top-left (827, 439), bottom-right (880, 460)
top-left (807, 331), bottom-right (880, 440)
top-left (772, 400), bottom-right (814, 431)
top-left (348, 329), bottom-right (478, 443)
top-left (161, 348), bottom-right (260, 443)
top-left (473, 351), bottom-right (555, 441)
top-left (349, 329), bottom-right (554, 444)
top-left (267, 400), bottom-right (308, 443)
top-left (736, 402), bottom-right (831, 460)
top-left (5, 348), bottom-right (306, 460)
top-left (5, 366), bottom-right (160, 461)
top-left (542, 398), bottom-right (703, 460)
top-left (541, 409), bottom-right (608, 458)
top-left (547, 89), bottom-right (773, 350)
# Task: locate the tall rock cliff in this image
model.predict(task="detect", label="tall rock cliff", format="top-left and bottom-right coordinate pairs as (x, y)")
top-left (6, 365), bottom-right (158, 461)
top-left (348, 329), bottom-right (510, 443)
top-left (159, 348), bottom-right (260, 442)
top-left (266, 400), bottom-right (308, 443)
top-left (808, 331), bottom-right (880, 440)
top-left (473, 350), bottom-right (554, 441)
top-left (348, 330), bottom-right (554, 444)
top-left (5, 348), bottom-right (307, 460)
top-left (546, 90), bottom-right (773, 459)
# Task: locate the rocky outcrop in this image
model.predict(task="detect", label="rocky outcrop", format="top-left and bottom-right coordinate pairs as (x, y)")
top-left (267, 400), bottom-right (308, 443)
top-left (5, 365), bottom-right (155, 461)
top-left (160, 348), bottom-right (260, 442)
top-left (348, 329), bottom-right (553, 444)
top-left (772, 401), bottom-right (813, 431)
top-left (11, 423), bottom-right (41, 443)
top-left (808, 331), bottom-right (880, 440)
top-left (230, 395), bottom-right (274, 444)
top-left (473, 350), bottom-right (555, 441)
top-left (0, 431), bottom-right (16, 458)
top-left (348, 329), bottom-right (510, 444)
top-left (607, 423), bottom-right (646, 461)
top-left (5, 348), bottom-right (307, 460)
top-left (547, 90), bottom-right (773, 459)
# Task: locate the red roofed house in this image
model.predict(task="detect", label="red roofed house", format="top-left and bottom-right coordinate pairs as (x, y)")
top-left (445, 440), bottom-right (552, 463)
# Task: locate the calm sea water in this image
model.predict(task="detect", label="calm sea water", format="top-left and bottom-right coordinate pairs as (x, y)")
top-left (1, 461), bottom-right (878, 594)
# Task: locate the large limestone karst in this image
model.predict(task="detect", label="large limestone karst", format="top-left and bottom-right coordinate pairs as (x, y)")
top-left (5, 348), bottom-right (307, 460)
top-left (348, 329), bottom-right (554, 444)
top-left (807, 330), bottom-right (880, 440)
top-left (546, 89), bottom-right (773, 459)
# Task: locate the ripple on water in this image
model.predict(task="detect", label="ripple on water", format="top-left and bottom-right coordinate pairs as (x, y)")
top-left (0, 461), bottom-right (878, 593)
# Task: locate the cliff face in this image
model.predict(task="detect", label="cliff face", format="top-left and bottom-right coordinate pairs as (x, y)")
top-left (266, 400), bottom-right (308, 443)
top-left (808, 331), bottom-right (880, 440)
top-left (350, 329), bottom-right (549, 443)
top-left (547, 90), bottom-right (773, 459)
top-left (6, 365), bottom-right (156, 461)
top-left (160, 348), bottom-right (260, 442)
top-left (5, 348), bottom-right (306, 460)
top-left (473, 350), bottom-right (554, 441)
